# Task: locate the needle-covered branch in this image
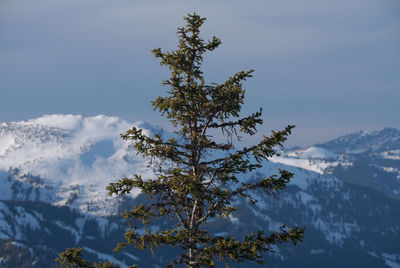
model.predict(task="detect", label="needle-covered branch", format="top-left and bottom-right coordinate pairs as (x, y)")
top-left (200, 125), bottom-right (294, 170)
top-left (121, 127), bottom-right (189, 163)
top-left (208, 108), bottom-right (263, 136)
top-left (200, 226), bottom-right (304, 267)
top-left (56, 247), bottom-right (133, 268)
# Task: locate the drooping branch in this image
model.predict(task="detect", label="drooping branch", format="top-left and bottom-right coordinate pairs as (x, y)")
top-left (121, 127), bottom-right (191, 164)
top-left (200, 125), bottom-right (295, 169)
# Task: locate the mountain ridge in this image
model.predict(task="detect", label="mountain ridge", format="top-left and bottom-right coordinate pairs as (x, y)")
top-left (0, 114), bottom-right (399, 267)
top-left (315, 127), bottom-right (400, 154)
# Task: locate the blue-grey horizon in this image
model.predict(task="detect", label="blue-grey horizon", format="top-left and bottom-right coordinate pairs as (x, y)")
top-left (1, 0), bottom-right (399, 147)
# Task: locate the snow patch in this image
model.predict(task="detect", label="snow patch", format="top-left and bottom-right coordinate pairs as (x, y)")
top-left (0, 208), bottom-right (12, 239)
top-left (123, 252), bottom-right (140, 261)
top-left (310, 249), bottom-right (325, 255)
top-left (313, 218), bottom-right (360, 246)
top-left (228, 215), bottom-right (239, 225)
top-left (270, 156), bottom-right (331, 174)
top-left (14, 207), bottom-right (41, 231)
top-left (83, 247), bottom-right (128, 267)
top-left (287, 146), bottom-right (337, 159)
top-left (214, 232), bottom-right (228, 237)
top-left (54, 220), bottom-right (81, 244)
top-left (381, 150), bottom-right (400, 160)
top-left (375, 165), bottom-right (400, 179)
top-left (75, 217), bottom-right (86, 233)
top-left (383, 253), bottom-right (400, 268)
top-left (297, 191), bottom-right (313, 203)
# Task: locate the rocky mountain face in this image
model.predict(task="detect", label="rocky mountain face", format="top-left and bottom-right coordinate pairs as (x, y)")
top-left (0, 115), bottom-right (399, 267)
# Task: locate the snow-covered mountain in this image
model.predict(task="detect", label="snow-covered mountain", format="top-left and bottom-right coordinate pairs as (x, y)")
top-left (0, 114), bottom-right (157, 216)
top-left (316, 128), bottom-right (400, 154)
top-left (0, 115), bottom-right (399, 267)
top-left (272, 128), bottom-right (400, 201)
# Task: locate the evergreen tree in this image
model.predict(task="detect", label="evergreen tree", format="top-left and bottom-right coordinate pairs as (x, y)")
top-left (57, 13), bottom-right (304, 268)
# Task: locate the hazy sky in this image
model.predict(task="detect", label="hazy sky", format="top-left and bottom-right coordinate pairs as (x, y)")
top-left (1, 0), bottom-right (399, 147)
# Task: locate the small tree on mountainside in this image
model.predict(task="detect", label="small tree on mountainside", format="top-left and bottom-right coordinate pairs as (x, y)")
top-left (57, 13), bottom-right (304, 268)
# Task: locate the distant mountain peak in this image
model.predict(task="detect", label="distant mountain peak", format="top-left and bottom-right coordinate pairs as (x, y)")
top-left (315, 127), bottom-right (400, 154)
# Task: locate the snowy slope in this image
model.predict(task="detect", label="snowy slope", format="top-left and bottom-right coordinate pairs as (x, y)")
top-left (0, 114), bottom-right (155, 215)
top-left (270, 128), bottom-right (400, 200)
top-left (287, 146), bottom-right (338, 159)
top-left (270, 146), bottom-right (346, 174)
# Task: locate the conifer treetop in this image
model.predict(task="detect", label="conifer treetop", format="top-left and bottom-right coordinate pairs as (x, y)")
top-left (57, 13), bottom-right (304, 268)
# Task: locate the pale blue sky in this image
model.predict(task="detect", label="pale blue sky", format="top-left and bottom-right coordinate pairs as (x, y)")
top-left (1, 0), bottom-right (399, 146)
